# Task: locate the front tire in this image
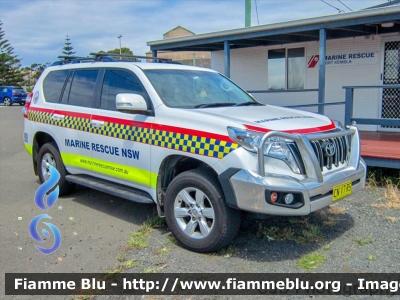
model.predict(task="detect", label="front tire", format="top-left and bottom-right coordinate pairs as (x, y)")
top-left (37, 142), bottom-right (75, 196)
top-left (4, 97), bottom-right (12, 106)
top-left (165, 169), bottom-right (241, 253)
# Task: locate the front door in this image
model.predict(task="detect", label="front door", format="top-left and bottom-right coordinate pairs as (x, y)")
top-left (380, 39), bottom-right (400, 132)
top-left (90, 68), bottom-right (153, 193)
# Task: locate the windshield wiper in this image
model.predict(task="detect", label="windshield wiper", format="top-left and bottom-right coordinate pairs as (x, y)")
top-left (235, 101), bottom-right (264, 107)
top-left (194, 102), bottom-right (236, 108)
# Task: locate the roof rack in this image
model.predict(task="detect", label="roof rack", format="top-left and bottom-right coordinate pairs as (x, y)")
top-left (50, 52), bottom-right (180, 66)
top-left (90, 52), bottom-right (175, 63)
top-left (51, 56), bottom-right (95, 66)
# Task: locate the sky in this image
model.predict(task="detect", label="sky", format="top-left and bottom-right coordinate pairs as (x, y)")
top-left (0, 0), bottom-right (390, 67)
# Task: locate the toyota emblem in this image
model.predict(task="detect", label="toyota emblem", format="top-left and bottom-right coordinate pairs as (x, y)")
top-left (323, 142), bottom-right (336, 157)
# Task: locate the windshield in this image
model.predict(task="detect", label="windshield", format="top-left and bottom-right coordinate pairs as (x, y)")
top-left (144, 69), bottom-right (260, 108)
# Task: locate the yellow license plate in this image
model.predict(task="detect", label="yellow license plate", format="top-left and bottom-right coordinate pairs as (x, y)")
top-left (332, 181), bottom-right (352, 202)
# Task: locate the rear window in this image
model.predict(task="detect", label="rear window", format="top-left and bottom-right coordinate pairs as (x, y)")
top-left (43, 70), bottom-right (70, 103)
top-left (67, 69), bottom-right (99, 108)
top-left (12, 88), bottom-right (25, 93)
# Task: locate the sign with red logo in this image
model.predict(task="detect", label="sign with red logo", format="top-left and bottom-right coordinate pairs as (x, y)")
top-left (308, 55), bottom-right (319, 68)
top-left (307, 51), bottom-right (378, 68)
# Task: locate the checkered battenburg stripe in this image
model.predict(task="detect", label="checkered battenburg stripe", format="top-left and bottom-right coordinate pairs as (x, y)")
top-left (28, 110), bottom-right (238, 159)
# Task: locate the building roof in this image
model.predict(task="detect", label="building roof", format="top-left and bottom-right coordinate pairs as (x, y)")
top-left (163, 25), bottom-right (195, 37)
top-left (148, 6), bottom-right (400, 52)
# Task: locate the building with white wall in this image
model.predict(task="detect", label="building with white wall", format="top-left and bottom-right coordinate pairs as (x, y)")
top-left (148, 5), bottom-right (400, 133)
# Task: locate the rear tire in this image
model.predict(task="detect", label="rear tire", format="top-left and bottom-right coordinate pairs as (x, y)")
top-left (37, 142), bottom-right (75, 196)
top-left (164, 168), bottom-right (241, 253)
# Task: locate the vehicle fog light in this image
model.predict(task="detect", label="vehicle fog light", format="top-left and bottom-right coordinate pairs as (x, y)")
top-left (271, 192), bottom-right (278, 203)
top-left (284, 193), bottom-right (294, 205)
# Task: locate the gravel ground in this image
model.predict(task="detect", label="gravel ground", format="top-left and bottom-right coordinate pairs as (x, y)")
top-left (93, 185), bottom-right (399, 300)
top-left (122, 187), bottom-right (400, 273)
top-left (3, 107), bottom-right (398, 300)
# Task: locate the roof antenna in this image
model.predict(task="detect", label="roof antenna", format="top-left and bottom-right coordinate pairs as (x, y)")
top-left (254, 0), bottom-right (260, 25)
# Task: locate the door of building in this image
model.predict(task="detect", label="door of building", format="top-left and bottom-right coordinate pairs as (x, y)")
top-left (380, 39), bottom-right (400, 132)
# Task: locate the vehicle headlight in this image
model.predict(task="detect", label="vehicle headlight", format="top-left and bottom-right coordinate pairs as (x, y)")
top-left (227, 127), bottom-right (263, 152)
top-left (264, 139), bottom-right (301, 174)
top-left (333, 120), bottom-right (344, 129)
top-left (228, 127), bottom-right (301, 174)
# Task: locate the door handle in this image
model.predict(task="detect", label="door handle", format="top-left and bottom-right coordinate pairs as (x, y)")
top-left (52, 114), bottom-right (65, 121)
top-left (91, 120), bottom-right (104, 128)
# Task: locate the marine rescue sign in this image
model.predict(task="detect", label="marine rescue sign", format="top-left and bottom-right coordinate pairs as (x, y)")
top-left (307, 51), bottom-right (378, 68)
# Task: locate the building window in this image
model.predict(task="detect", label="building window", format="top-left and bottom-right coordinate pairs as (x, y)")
top-left (268, 47), bottom-right (305, 90)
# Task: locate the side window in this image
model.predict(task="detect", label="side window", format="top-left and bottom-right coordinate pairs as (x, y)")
top-left (68, 70), bottom-right (99, 107)
top-left (61, 72), bottom-right (73, 104)
top-left (100, 69), bottom-right (146, 110)
top-left (43, 70), bottom-right (69, 103)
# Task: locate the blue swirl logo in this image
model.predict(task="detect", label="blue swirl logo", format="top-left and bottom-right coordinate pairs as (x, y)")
top-left (29, 164), bottom-right (62, 255)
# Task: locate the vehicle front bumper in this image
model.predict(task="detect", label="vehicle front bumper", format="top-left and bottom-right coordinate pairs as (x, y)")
top-left (220, 159), bottom-right (366, 216)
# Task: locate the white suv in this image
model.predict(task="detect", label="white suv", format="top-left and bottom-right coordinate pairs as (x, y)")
top-left (23, 54), bottom-right (366, 252)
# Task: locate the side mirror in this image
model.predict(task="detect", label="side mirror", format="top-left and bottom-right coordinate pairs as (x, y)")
top-left (116, 93), bottom-right (148, 112)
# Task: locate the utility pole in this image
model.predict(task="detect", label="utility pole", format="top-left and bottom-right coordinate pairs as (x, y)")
top-left (245, 0), bottom-right (251, 27)
top-left (117, 35), bottom-right (122, 59)
top-left (192, 52), bottom-right (196, 66)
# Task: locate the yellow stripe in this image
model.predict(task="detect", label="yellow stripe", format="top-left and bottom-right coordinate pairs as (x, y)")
top-left (24, 143), bottom-right (33, 156)
top-left (61, 153), bottom-right (157, 188)
top-left (28, 110), bottom-right (239, 159)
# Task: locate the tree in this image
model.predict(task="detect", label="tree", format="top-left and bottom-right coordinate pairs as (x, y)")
top-left (61, 35), bottom-right (76, 57)
top-left (99, 47), bottom-right (133, 55)
top-left (22, 62), bottom-right (51, 89)
top-left (98, 47), bottom-right (139, 61)
top-left (0, 21), bottom-right (24, 86)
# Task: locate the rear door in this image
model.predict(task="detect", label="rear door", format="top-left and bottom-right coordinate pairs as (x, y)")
top-left (90, 68), bottom-right (154, 192)
top-left (54, 68), bottom-right (100, 175)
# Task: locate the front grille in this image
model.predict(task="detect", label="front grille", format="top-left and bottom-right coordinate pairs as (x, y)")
top-left (309, 133), bottom-right (351, 171)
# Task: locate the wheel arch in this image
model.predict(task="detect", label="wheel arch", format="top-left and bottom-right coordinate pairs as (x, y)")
top-left (156, 155), bottom-right (219, 215)
top-left (32, 131), bottom-right (59, 175)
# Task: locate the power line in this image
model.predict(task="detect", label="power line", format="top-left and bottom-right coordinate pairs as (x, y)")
top-left (337, 0), bottom-right (353, 11)
top-left (320, 0), bottom-right (345, 13)
top-left (254, 0), bottom-right (260, 25)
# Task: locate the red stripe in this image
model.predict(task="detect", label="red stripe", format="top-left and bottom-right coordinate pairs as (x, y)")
top-left (151, 123), bottom-right (233, 142)
top-left (307, 55), bottom-right (315, 66)
top-left (27, 107), bottom-right (234, 143)
top-left (29, 107), bottom-right (54, 114)
top-left (245, 120), bottom-right (336, 134)
top-left (90, 114), bottom-right (153, 129)
top-left (53, 109), bottom-right (91, 120)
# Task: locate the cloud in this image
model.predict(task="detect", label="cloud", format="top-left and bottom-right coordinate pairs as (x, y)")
top-left (0, 0), bottom-right (387, 66)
